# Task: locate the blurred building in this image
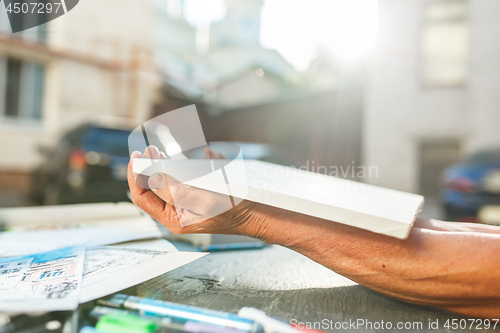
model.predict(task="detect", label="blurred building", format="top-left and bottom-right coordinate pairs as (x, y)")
top-left (0, 0), bottom-right (162, 193)
top-left (154, 0), bottom-right (360, 180)
top-left (365, 0), bottom-right (500, 196)
top-left (203, 0), bottom-right (299, 109)
top-left (154, 0), bottom-right (361, 175)
top-left (155, 0), bottom-right (199, 96)
top-left (0, 0), bottom-right (308, 196)
top-left (157, 0), bottom-right (300, 112)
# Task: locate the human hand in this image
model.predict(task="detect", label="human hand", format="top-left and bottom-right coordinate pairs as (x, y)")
top-left (127, 145), bottom-right (267, 235)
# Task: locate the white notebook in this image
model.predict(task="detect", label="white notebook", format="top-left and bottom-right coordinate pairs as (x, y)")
top-left (134, 159), bottom-right (424, 239)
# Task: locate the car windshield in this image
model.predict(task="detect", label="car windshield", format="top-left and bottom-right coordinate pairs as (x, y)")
top-left (84, 127), bottom-right (131, 157)
top-left (467, 150), bottom-right (500, 164)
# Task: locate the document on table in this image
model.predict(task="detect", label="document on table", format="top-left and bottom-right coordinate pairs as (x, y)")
top-left (0, 246), bottom-right (85, 312)
top-left (0, 223), bottom-right (158, 258)
top-left (0, 203), bottom-right (206, 311)
top-left (79, 239), bottom-right (206, 303)
top-left (0, 203), bottom-right (163, 258)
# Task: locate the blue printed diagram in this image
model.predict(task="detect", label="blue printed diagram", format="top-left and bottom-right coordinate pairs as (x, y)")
top-left (0, 246), bottom-right (84, 311)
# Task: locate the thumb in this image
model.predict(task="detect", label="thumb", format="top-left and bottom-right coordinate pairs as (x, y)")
top-left (148, 173), bottom-right (177, 206)
top-left (148, 172), bottom-right (234, 219)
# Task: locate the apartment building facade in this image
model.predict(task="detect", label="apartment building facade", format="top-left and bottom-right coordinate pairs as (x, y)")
top-left (0, 0), bottom-right (162, 192)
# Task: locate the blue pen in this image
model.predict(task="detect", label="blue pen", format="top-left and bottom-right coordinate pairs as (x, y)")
top-left (197, 242), bottom-right (268, 252)
top-left (98, 295), bottom-right (263, 333)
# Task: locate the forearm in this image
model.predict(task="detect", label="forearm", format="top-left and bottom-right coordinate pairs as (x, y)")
top-left (128, 150), bottom-right (500, 318)
top-left (415, 218), bottom-right (500, 234)
top-left (244, 205), bottom-right (500, 318)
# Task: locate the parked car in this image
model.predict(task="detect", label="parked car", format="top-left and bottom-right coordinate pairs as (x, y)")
top-left (440, 149), bottom-right (500, 222)
top-left (31, 124), bottom-right (133, 205)
top-left (32, 123), bottom-right (302, 205)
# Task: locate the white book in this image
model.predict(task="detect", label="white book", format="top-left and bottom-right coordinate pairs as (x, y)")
top-left (134, 159), bottom-right (424, 239)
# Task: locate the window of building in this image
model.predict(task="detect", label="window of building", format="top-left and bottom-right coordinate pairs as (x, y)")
top-left (421, 0), bottom-right (468, 87)
top-left (0, 56), bottom-right (45, 123)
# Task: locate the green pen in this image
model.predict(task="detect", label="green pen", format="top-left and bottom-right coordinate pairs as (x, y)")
top-left (95, 313), bottom-right (160, 333)
top-left (90, 307), bottom-right (184, 332)
top-left (91, 306), bottom-right (254, 333)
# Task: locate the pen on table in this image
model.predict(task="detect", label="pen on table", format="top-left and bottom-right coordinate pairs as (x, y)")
top-left (89, 306), bottom-right (175, 329)
top-left (238, 307), bottom-right (327, 333)
top-left (95, 313), bottom-right (161, 333)
top-left (238, 308), bottom-right (297, 333)
top-left (88, 309), bottom-right (251, 333)
top-left (98, 294), bottom-right (263, 333)
top-left (196, 242), bottom-right (268, 252)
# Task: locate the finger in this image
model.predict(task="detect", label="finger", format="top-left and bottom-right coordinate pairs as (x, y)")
top-left (202, 147), bottom-right (213, 159)
top-left (130, 150), bottom-right (146, 186)
top-left (127, 160), bottom-right (178, 222)
top-left (159, 151), bottom-right (167, 159)
top-left (148, 173), bottom-right (202, 226)
top-left (202, 147), bottom-right (225, 159)
top-left (148, 173), bottom-right (176, 206)
top-left (140, 146), bottom-right (162, 188)
top-left (175, 184), bottom-right (233, 217)
top-left (214, 151), bottom-right (225, 159)
top-left (130, 150), bottom-right (150, 189)
top-left (143, 145), bottom-right (160, 159)
top-left (128, 158), bottom-right (210, 233)
top-left (130, 150), bottom-right (143, 173)
top-left (128, 157), bottom-right (154, 197)
top-left (131, 151), bottom-right (143, 159)
top-left (149, 173), bottom-right (233, 220)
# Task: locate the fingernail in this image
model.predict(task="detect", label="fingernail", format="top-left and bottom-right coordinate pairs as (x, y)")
top-left (148, 173), bottom-right (165, 190)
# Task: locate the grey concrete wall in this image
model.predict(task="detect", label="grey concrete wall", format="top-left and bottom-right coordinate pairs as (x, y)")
top-left (364, 0), bottom-right (500, 193)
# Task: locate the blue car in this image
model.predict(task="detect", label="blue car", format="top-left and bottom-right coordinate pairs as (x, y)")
top-left (441, 149), bottom-right (500, 221)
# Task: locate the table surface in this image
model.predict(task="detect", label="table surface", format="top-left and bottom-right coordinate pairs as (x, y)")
top-left (124, 243), bottom-right (496, 333)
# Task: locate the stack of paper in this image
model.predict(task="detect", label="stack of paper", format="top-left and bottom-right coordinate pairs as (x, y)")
top-left (0, 202), bottom-right (162, 257)
top-left (0, 203), bottom-right (206, 312)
